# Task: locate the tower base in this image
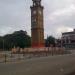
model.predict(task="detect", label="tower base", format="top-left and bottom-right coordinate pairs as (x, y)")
top-left (32, 43), bottom-right (44, 48)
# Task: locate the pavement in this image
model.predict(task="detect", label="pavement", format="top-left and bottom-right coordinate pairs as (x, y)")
top-left (0, 54), bottom-right (75, 75)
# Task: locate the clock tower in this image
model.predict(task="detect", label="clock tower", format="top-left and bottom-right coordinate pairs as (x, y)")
top-left (30, 0), bottom-right (44, 47)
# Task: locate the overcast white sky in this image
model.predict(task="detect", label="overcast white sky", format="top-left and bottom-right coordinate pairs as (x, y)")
top-left (0, 0), bottom-right (75, 38)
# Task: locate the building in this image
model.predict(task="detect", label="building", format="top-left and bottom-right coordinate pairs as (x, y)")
top-left (61, 29), bottom-right (75, 49)
top-left (30, 0), bottom-right (44, 47)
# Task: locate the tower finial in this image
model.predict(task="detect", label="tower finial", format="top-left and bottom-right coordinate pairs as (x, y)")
top-left (32, 0), bottom-right (41, 6)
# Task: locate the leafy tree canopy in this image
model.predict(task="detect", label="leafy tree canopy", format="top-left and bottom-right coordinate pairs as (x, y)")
top-left (45, 36), bottom-right (56, 47)
top-left (0, 30), bottom-right (31, 51)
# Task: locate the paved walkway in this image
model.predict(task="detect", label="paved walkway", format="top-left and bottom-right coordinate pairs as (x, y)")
top-left (0, 54), bottom-right (75, 75)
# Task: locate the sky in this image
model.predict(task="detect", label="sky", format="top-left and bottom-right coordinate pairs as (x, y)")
top-left (0, 0), bottom-right (75, 38)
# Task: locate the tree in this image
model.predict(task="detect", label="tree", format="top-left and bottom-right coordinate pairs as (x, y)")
top-left (45, 36), bottom-right (55, 47)
top-left (0, 37), bottom-right (3, 50)
top-left (0, 30), bottom-right (31, 51)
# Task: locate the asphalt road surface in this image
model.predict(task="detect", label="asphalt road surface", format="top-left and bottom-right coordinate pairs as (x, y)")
top-left (0, 54), bottom-right (75, 75)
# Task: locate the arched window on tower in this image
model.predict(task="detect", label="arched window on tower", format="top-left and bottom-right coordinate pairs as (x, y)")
top-left (33, 2), bottom-right (36, 6)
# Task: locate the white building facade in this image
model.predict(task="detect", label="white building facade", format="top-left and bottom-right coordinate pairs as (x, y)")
top-left (62, 29), bottom-right (75, 49)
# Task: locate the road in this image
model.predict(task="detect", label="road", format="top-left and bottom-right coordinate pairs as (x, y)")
top-left (0, 54), bottom-right (75, 75)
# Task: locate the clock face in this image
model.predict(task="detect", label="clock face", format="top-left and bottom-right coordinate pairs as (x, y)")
top-left (33, 10), bottom-right (36, 14)
top-left (39, 10), bottom-right (42, 15)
